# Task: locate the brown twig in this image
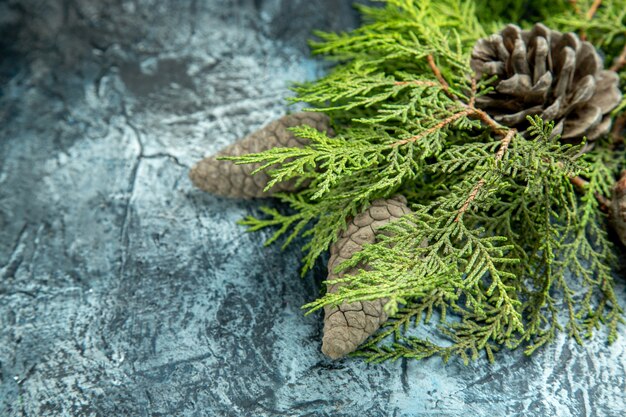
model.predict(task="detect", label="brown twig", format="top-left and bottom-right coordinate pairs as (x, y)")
top-left (494, 129), bottom-right (515, 160)
top-left (469, 78), bottom-right (477, 109)
top-left (569, 176), bottom-right (612, 212)
top-left (393, 109), bottom-right (472, 146)
top-left (427, 55), bottom-right (456, 100)
top-left (455, 129), bottom-right (516, 222)
top-left (610, 112), bottom-right (626, 147)
top-left (569, 175), bottom-right (588, 189)
top-left (610, 44), bottom-right (626, 72)
top-left (391, 106), bottom-right (507, 146)
top-left (456, 179), bottom-right (487, 222)
top-left (394, 80), bottom-right (438, 87)
top-left (472, 108), bottom-right (508, 134)
top-left (585, 0), bottom-right (602, 20)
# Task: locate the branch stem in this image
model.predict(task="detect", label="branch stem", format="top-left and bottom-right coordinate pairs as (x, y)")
top-left (569, 176), bottom-right (611, 211)
top-left (469, 78), bottom-right (477, 108)
top-left (610, 113), bottom-right (626, 147)
top-left (610, 44), bottom-right (626, 72)
top-left (585, 0), bottom-right (602, 20)
top-left (394, 80), bottom-right (438, 87)
top-left (427, 55), bottom-right (456, 100)
top-left (455, 129), bottom-right (516, 222)
top-left (394, 109), bottom-right (471, 146)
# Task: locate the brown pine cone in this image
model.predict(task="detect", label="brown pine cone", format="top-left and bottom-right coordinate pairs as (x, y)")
top-left (611, 171), bottom-right (626, 246)
top-left (322, 195), bottom-right (412, 360)
top-left (189, 112), bottom-right (333, 198)
top-left (471, 24), bottom-right (622, 142)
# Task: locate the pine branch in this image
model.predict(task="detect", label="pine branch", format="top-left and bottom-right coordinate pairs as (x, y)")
top-left (227, 0), bottom-right (625, 363)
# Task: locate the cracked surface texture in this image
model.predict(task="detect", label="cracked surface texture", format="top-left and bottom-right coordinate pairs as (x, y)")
top-left (323, 196), bottom-right (412, 360)
top-left (189, 112), bottom-right (332, 198)
top-left (1, 1), bottom-right (626, 416)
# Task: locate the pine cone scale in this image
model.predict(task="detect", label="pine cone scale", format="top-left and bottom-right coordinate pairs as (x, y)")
top-left (510, 39), bottom-right (530, 75)
top-left (586, 116), bottom-right (612, 141)
top-left (594, 71), bottom-right (621, 113)
top-left (575, 42), bottom-right (601, 79)
top-left (494, 105), bottom-right (542, 125)
top-left (553, 48), bottom-right (575, 98)
top-left (531, 37), bottom-right (549, 81)
top-left (570, 75), bottom-right (596, 107)
top-left (562, 105), bottom-right (602, 139)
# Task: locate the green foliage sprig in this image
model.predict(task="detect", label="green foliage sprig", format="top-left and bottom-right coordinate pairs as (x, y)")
top-left (230, 0), bottom-right (626, 362)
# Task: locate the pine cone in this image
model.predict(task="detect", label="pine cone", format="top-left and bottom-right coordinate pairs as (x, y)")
top-left (471, 24), bottom-right (622, 142)
top-left (611, 171), bottom-right (626, 246)
top-left (322, 195), bottom-right (412, 359)
top-left (189, 112), bottom-right (333, 198)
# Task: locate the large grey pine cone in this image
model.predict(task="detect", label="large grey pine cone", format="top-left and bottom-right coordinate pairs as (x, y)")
top-left (189, 112), bottom-right (333, 198)
top-left (322, 195), bottom-right (412, 359)
top-left (471, 23), bottom-right (622, 142)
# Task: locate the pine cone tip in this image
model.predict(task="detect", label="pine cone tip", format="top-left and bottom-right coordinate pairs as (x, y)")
top-left (322, 329), bottom-right (357, 360)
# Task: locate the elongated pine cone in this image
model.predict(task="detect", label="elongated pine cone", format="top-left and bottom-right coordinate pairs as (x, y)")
top-left (471, 24), bottom-right (622, 142)
top-left (322, 195), bottom-right (412, 359)
top-left (189, 112), bottom-right (333, 198)
top-left (611, 171), bottom-right (626, 246)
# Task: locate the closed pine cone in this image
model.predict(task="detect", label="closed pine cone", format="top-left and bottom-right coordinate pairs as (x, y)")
top-left (322, 195), bottom-right (412, 359)
top-left (189, 112), bottom-right (333, 198)
top-left (471, 23), bottom-right (622, 142)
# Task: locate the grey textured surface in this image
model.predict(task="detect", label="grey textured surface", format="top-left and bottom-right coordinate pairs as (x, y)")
top-left (1, 1), bottom-right (625, 416)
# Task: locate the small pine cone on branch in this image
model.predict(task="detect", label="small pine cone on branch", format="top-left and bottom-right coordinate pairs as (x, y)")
top-left (471, 24), bottom-right (622, 143)
top-left (611, 171), bottom-right (626, 247)
top-left (322, 195), bottom-right (412, 360)
top-left (189, 112), bottom-right (333, 198)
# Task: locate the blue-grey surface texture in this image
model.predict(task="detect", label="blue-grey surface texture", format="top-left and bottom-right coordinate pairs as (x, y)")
top-left (1, 1), bottom-right (625, 416)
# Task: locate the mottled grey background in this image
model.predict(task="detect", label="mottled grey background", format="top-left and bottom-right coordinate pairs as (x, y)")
top-left (1, 1), bottom-right (625, 416)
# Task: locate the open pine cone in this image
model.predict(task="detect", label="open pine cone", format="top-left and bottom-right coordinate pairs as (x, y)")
top-left (471, 24), bottom-right (622, 142)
